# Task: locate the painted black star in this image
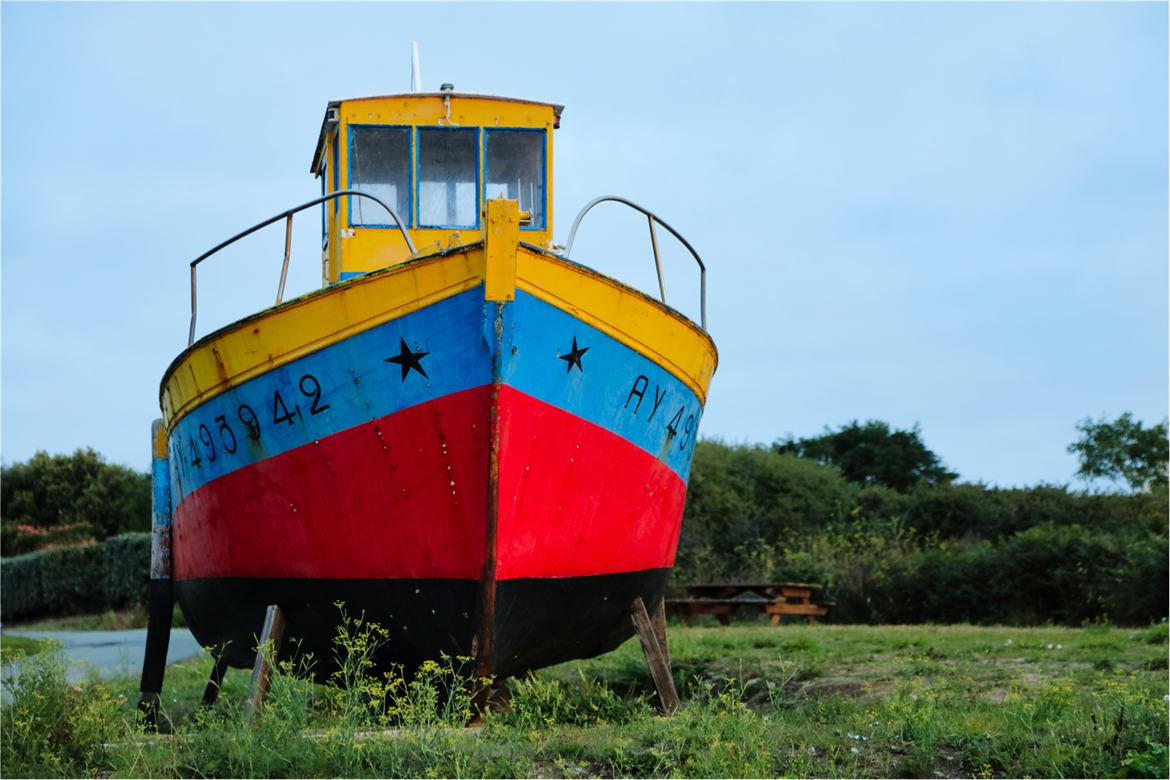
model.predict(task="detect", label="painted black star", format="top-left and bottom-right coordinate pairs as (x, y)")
top-left (386, 337), bottom-right (429, 381)
top-left (559, 337), bottom-right (590, 373)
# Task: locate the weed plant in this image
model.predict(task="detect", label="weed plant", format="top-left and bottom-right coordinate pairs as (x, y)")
top-left (1, 643), bottom-right (129, 776)
top-left (0, 634), bottom-right (58, 664)
top-left (2, 619), bottom-right (1167, 778)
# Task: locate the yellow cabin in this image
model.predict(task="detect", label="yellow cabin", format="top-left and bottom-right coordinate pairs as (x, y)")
top-left (311, 87), bottom-right (562, 283)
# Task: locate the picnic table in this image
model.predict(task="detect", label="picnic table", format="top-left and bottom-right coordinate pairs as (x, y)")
top-left (665, 582), bottom-right (833, 626)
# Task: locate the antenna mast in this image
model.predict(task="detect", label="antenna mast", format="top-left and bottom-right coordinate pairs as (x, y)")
top-left (411, 42), bottom-right (422, 92)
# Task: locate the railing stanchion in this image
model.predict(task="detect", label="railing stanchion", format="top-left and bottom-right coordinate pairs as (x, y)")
top-left (189, 266), bottom-right (198, 347)
top-left (647, 213), bottom-right (667, 306)
top-left (563, 195), bottom-right (706, 330)
top-left (277, 214), bottom-right (293, 305)
top-left (186, 190), bottom-right (410, 347)
top-left (700, 266), bottom-right (706, 332)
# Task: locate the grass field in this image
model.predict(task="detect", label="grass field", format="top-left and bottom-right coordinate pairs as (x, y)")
top-left (0, 634), bottom-right (58, 665)
top-left (2, 618), bottom-right (1167, 778)
top-left (4, 603), bottom-right (182, 632)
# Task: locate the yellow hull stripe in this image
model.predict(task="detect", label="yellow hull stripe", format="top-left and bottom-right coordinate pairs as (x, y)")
top-left (515, 249), bottom-right (717, 400)
top-left (162, 252), bottom-right (483, 426)
top-left (162, 246), bottom-right (717, 428)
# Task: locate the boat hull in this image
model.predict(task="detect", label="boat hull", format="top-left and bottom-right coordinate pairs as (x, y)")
top-left (175, 569), bottom-right (670, 678)
top-left (162, 242), bottom-right (716, 680)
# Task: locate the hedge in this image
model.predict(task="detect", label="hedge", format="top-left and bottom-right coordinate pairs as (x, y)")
top-left (103, 533), bottom-right (151, 609)
top-left (0, 532), bottom-right (152, 622)
top-left (37, 544), bottom-right (107, 615)
top-left (673, 441), bottom-right (1169, 626)
top-left (676, 519), bottom-right (1169, 627)
top-left (0, 552), bottom-right (43, 621)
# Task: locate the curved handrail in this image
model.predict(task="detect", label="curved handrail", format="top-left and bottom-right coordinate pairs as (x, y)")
top-left (188, 190), bottom-right (412, 346)
top-left (562, 195), bottom-right (706, 330)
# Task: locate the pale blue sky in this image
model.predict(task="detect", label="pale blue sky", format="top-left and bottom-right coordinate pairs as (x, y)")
top-left (2, 1), bottom-right (1167, 488)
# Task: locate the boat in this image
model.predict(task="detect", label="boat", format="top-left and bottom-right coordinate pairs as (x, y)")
top-left (139, 87), bottom-right (717, 703)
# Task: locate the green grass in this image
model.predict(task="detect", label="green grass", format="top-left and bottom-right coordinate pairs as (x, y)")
top-left (3, 603), bottom-right (184, 632)
top-left (2, 619), bottom-right (1167, 778)
top-left (0, 634), bottom-right (59, 665)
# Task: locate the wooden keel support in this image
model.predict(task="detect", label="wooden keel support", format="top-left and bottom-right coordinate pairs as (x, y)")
top-left (629, 596), bottom-right (679, 715)
top-left (245, 604), bottom-right (287, 726)
top-left (650, 595), bottom-right (671, 669)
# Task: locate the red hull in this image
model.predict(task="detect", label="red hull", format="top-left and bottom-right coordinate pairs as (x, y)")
top-left (163, 279), bottom-right (710, 677)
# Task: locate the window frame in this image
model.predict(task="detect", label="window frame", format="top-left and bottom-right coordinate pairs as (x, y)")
top-left (346, 123), bottom-right (415, 229)
top-left (338, 123), bottom-right (549, 234)
top-left (415, 125), bottom-right (481, 230)
top-left (483, 127), bottom-right (548, 231)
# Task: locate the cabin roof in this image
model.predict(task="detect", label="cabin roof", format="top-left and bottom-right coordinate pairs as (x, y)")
top-left (311, 92), bottom-right (565, 174)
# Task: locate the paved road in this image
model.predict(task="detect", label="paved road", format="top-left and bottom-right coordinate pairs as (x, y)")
top-left (2, 627), bottom-right (205, 684)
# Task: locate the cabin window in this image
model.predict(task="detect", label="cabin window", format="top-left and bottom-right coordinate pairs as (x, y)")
top-left (348, 125), bottom-right (411, 227)
top-left (485, 130), bottom-right (546, 229)
top-left (418, 127), bottom-right (477, 228)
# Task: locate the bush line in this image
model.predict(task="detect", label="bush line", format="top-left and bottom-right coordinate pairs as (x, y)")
top-left (671, 441), bottom-right (1168, 626)
top-left (1, 533), bottom-right (150, 622)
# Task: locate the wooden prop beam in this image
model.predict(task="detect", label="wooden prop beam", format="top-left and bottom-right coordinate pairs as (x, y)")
top-left (245, 604), bottom-right (287, 726)
top-left (629, 596), bottom-right (679, 715)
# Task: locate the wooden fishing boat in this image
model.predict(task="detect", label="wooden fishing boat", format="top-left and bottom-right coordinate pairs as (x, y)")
top-left (139, 89), bottom-right (716, 704)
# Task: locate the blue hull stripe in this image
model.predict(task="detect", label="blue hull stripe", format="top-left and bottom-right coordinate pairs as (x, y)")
top-left (169, 288), bottom-right (701, 503)
top-left (502, 291), bottom-right (702, 479)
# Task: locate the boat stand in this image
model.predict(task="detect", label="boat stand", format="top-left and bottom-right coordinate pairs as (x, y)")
top-left (136, 579), bottom-right (175, 731)
top-left (184, 605), bottom-right (286, 725)
top-left (629, 596), bottom-right (680, 715)
top-left (137, 420), bottom-right (176, 732)
top-left (244, 604), bottom-right (288, 725)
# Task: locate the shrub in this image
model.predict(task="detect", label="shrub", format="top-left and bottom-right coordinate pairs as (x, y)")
top-left (992, 485), bottom-right (1164, 537)
top-left (1, 522), bottom-right (35, 557)
top-left (889, 537), bottom-right (1002, 623)
top-left (852, 483), bottom-right (909, 526)
top-left (1, 534), bottom-right (154, 620)
top-left (994, 523), bottom-right (1168, 626)
top-left (902, 483), bottom-right (1008, 538)
top-left (0, 552), bottom-right (44, 621)
top-left (1, 448), bottom-right (150, 542)
top-left (1111, 531), bottom-right (1170, 625)
top-left (1, 521), bottom-right (97, 558)
top-left (770, 519), bottom-right (924, 623)
top-left (0, 646), bottom-right (127, 776)
top-left (103, 533), bottom-right (151, 609)
top-left (39, 544), bottom-right (106, 615)
top-left (676, 441), bottom-right (857, 583)
top-left (744, 517), bottom-right (1167, 626)
top-left (677, 439), bottom-right (1167, 625)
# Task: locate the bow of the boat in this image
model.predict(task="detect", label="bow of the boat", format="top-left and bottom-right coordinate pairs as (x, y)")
top-left (159, 233), bottom-right (716, 678)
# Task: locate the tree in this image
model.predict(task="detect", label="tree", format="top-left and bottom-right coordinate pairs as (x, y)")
top-left (1068, 413), bottom-right (1169, 491)
top-left (774, 419), bottom-right (957, 492)
top-left (1, 448), bottom-right (150, 545)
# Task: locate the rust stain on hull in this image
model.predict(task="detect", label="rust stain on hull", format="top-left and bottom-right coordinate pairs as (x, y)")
top-left (473, 301), bottom-right (507, 711)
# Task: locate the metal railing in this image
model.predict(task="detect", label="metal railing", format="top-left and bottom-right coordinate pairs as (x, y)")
top-left (563, 195), bottom-right (707, 330)
top-left (187, 190), bottom-right (413, 346)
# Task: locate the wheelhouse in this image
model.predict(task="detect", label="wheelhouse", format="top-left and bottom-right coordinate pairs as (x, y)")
top-left (312, 89), bottom-right (563, 283)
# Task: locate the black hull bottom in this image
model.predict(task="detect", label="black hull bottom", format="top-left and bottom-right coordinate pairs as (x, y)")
top-left (175, 568), bottom-right (670, 680)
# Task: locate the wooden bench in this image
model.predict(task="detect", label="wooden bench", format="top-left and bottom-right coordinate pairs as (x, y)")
top-left (666, 582), bottom-right (834, 626)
